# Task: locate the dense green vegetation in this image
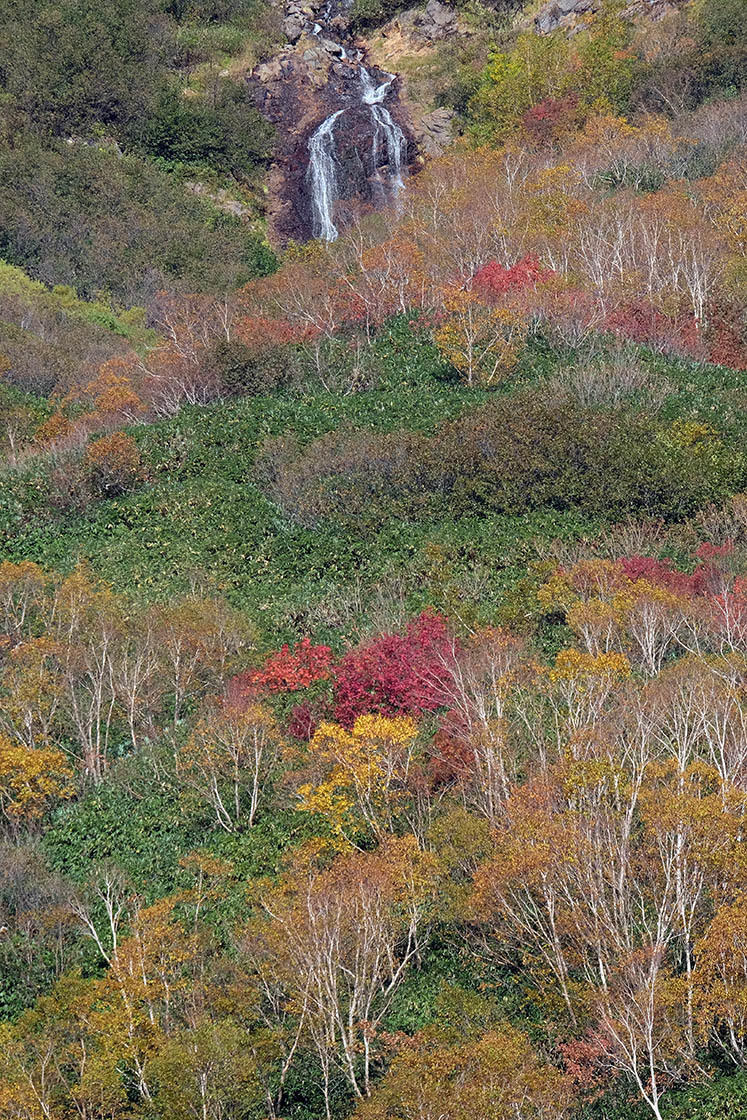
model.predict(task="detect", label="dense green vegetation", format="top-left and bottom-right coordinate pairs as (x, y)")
top-left (0, 143), bottom-right (275, 304)
top-left (0, 322), bottom-right (744, 651)
top-left (0, 0), bottom-right (277, 303)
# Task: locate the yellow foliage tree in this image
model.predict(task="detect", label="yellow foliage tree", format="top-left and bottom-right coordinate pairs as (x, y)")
top-left (0, 733), bottom-right (73, 831)
top-left (353, 1024), bottom-right (575, 1120)
top-left (85, 431), bottom-right (144, 498)
top-left (298, 714), bottom-right (419, 842)
top-left (434, 288), bottom-right (527, 387)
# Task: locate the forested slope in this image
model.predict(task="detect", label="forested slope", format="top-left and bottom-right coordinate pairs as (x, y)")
top-left (0, 2), bottom-right (746, 1119)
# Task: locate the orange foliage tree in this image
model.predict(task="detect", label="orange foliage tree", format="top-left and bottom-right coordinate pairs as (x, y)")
top-left (85, 432), bottom-right (145, 498)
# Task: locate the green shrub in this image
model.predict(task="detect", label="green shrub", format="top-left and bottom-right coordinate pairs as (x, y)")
top-left (578, 1070), bottom-right (747, 1120)
top-left (175, 21), bottom-right (247, 61)
top-left (0, 0), bottom-right (169, 139)
top-left (468, 15), bottom-right (634, 144)
top-left (696, 0), bottom-right (747, 97)
top-left (214, 337), bottom-right (299, 396)
top-left (259, 392), bottom-right (742, 529)
top-left (134, 81), bottom-right (272, 177)
top-left (42, 756), bottom-right (206, 899)
top-left (350, 0), bottom-right (402, 31)
top-left (0, 141), bottom-right (273, 303)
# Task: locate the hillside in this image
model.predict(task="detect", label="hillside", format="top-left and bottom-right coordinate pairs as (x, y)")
top-left (0, 1), bottom-right (746, 1119)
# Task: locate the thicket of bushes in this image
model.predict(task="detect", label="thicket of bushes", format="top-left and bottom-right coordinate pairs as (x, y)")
top-left (260, 391), bottom-right (744, 529)
top-left (1, 322), bottom-right (744, 650)
top-left (0, 0), bottom-right (274, 154)
top-left (0, 0), bottom-right (276, 302)
top-left (0, 142), bottom-right (275, 305)
top-left (457, 0), bottom-right (747, 142)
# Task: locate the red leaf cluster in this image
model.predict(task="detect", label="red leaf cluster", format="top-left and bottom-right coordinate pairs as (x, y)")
top-left (619, 554), bottom-right (707, 597)
top-left (473, 256), bottom-right (556, 302)
top-left (705, 299), bottom-right (747, 371)
top-left (522, 92), bottom-right (581, 145)
top-left (234, 315), bottom-right (316, 349)
top-left (333, 611), bottom-right (453, 728)
top-left (619, 542), bottom-right (737, 599)
top-left (251, 636), bottom-right (335, 693)
top-left (286, 699), bottom-right (322, 741)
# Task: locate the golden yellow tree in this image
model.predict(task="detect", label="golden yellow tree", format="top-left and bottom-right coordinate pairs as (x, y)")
top-left (297, 714), bottom-right (420, 842)
top-left (0, 733), bottom-right (73, 833)
top-left (434, 288), bottom-right (527, 387)
top-left (353, 1024), bottom-right (575, 1120)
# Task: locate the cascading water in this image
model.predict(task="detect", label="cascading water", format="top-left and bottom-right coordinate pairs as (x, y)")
top-left (306, 67), bottom-right (408, 241)
top-left (252, 0), bottom-right (414, 243)
top-left (360, 67), bottom-right (407, 199)
top-left (307, 109), bottom-right (345, 241)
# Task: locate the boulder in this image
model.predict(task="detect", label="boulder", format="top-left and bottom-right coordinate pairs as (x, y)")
top-left (535, 0), bottom-right (597, 34)
top-left (416, 0), bottom-right (459, 40)
top-left (414, 106), bottom-right (455, 155)
top-left (255, 56), bottom-right (286, 84)
top-left (283, 13), bottom-right (306, 40)
top-left (319, 37), bottom-right (345, 54)
top-left (425, 0), bottom-right (457, 26)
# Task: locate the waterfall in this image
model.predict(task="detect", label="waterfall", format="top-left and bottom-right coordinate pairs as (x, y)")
top-left (360, 68), bottom-right (407, 200)
top-left (305, 53), bottom-right (407, 241)
top-left (360, 67), bottom-right (394, 105)
top-left (307, 109), bottom-right (345, 242)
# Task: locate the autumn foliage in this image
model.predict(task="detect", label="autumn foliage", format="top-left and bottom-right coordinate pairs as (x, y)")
top-left (1, 13), bottom-right (747, 1120)
top-left (3, 528), bottom-right (747, 1118)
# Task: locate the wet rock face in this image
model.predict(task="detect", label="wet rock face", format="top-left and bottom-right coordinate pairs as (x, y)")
top-left (249, 0), bottom-right (416, 245)
top-left (264, 79), bottom-right (416, 245)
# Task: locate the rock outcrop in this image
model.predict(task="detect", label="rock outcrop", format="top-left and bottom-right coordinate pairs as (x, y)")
top-left (406, 0), bottom-right (461, 42)
top-left (535, 0), bottom-right (687, 35)
top-left (414, 106), bottom-right (456, 156)
top-left (373, 0), bottom-right (469, 57)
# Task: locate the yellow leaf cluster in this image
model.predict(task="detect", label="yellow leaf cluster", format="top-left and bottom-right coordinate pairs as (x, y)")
top-left (0, 732), bottom-right (74, 826)
top-left (298, 715), bottom-right (419, 840)
top-left (549, 648), bottom-right (631, 684)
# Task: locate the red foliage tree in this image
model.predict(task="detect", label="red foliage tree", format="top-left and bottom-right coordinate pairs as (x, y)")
top-left (286, 699), bottom-right (322, 741)
top-left (473, 255), bottom-right (555, 302)
top-left (522, 92), bottom-right (581, 147)
top-left (333, 611), bottom-right (454, 728)
top-left (251, 637), bottom-right (334, 693)
top-left (233, 315), bottom-right (314, 350)
top-left (704, 299), bottom-right (747, 371)
top-left (619, 555), bottom-right (704, 597)
top-left (226, 637), bottom-right (334, 711)
top-left (614, 544), bottom-right (737, 600)
top-left (604, 302), bottom-right (704, 359)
